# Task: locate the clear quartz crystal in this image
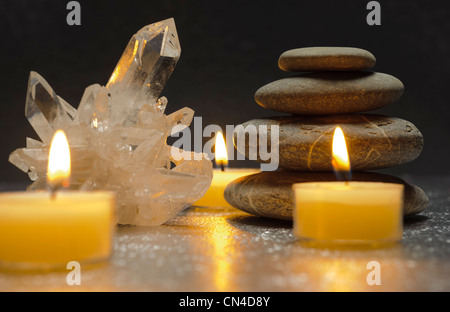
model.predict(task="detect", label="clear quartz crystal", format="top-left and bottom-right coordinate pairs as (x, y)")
top-left (25, 72), bottom-right (73, 144)
top-left (77, 84), bottom-right (110, 132)
top-left (106, 18), bottom-right (181, 127)
top-left (166, 107), bottom-right (194, 135)
top-left (9, 18), bottom-right (212, 226)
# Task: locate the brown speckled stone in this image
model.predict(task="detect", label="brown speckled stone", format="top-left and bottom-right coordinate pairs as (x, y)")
top-left (278, 47), bottom-right (376, 72)
top-left (254, 72), bottom-right (404, 115)
top-left (224, 171), bottom-right (429, 220)
top-left (233, 114), bottom-right (423, 171)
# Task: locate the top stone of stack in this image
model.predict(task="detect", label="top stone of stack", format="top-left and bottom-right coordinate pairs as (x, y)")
top-left (255, 46), bottom-right (404, 115)
top-left (278, 47), bottom-right (376, 72)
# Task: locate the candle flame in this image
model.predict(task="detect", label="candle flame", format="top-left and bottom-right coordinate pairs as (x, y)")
top-left (47, 130), bottom-right (71, 189)
top-left (215, 131), bottom-right (228, 168)
top-left (332, 126), bottom-right (350, 173)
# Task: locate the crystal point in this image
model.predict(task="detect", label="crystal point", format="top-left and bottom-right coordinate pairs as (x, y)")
top-left (25, 72), bottom-right (72, 143)
top-left (77, 84), bottom-right (110, 131)
top-left (26, 137), bottom-right (43, 148)
top-left (106, 18), bottom-right (181, 126)
top-left (167, 107), bottom-right (194, 135)
top-left (58, 96), bottom-right (77, 121)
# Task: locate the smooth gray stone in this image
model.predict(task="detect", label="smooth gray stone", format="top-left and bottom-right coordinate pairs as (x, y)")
top-left (234, 114), bottom-right (423, 171)
top-left (224, 171), bottom-right (429, 221)
top-left (278, 47), bottom-right (376, 72)
top-left (254, 72), bottom-right (404, 115)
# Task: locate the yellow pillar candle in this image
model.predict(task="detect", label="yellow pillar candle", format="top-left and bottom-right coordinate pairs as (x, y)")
top-left (193, 168), bottom-right (259, 208)
top-left (0, 130), bottom-right (115, 270)
top-left (0, 191), bottom-right (115, 270)
top-left (192, 131), bottom-right (258, 208)
top-left (292, 182), bottom-right (404, 245)
top-left (292, 126), bottom-right (404, 246)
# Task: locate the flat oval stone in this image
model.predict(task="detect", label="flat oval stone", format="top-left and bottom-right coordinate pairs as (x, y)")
top-left (278, 47), bottom-right (376, 72)
top-left (254, 72), bottom-right (404, 115)
top-left (224, 171), bottom-right (429, 221)
top-left (233, 114), bottom-right (423, 171)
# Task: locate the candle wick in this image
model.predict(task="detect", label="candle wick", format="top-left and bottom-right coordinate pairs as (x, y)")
top-left (334, 169), bottom-right (351, 184)
top-left (50, 188), bottom-right (57, 200)
top-left (49, 183), bottom-right (61, 200)
top-left (220, 162), bottom-right (225, 172)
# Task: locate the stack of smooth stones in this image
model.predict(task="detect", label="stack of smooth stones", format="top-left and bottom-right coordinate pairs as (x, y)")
top-left (225, 47), bottom-right (428, 221)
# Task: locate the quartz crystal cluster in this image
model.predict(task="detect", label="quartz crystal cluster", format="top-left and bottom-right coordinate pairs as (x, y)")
top-left (9, 18), bottom-right (213, 226)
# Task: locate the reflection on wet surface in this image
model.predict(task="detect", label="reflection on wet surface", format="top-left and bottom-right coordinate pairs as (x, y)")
top-left (0, 175), bottom-right (449, 291)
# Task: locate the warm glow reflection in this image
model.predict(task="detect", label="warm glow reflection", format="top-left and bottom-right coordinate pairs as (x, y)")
top-left (210, 218), bottom-right (233, 291)
top-left (47, 130), bottom-right (71, 188)
top-left (215, 132), bottom-right (228, 168)
top-left (187, 212), bottom-right (238, 291)
top-left (311, 258), bottom-right (366, 292)
top-left (332, 126), bottom-right (350, 172)
top-left (286, 247), bottom-right (403, 292)
top-left (92, 114), bottom-right (98, 129)
top-left (107, 39), bottom-right (140, 86)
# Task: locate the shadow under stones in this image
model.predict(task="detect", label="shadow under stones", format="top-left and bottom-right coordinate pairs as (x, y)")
top-left (226, 215), bottom-right (293, 233)
top-left (403, 214), bottom-right (430, 226)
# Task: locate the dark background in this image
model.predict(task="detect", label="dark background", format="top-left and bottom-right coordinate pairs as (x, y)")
top-left (1, 0), bottom-right (449, 183)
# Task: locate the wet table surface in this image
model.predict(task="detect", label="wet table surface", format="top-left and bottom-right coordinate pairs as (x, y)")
top-left (0, 175), bottom-right (449, 292)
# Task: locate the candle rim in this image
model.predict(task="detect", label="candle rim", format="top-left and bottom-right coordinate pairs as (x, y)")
top-left (292, 181), bottom-right (404, 191)
top-left (0, 190), bottom-right (115, 202)
top-left (212, 168), bottom-right (260, 172)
